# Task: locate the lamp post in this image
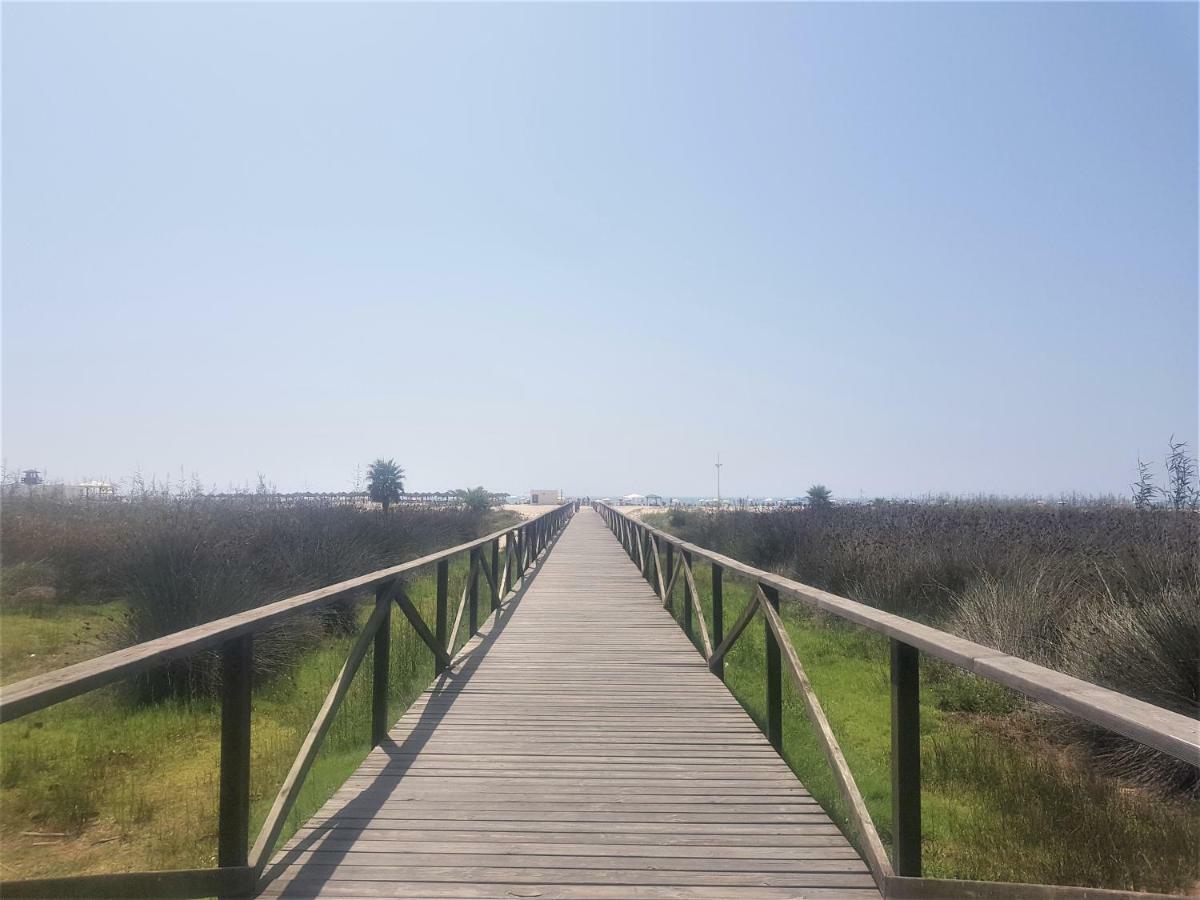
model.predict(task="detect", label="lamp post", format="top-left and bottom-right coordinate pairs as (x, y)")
top-left (715, 453), bottom-right (723, 509)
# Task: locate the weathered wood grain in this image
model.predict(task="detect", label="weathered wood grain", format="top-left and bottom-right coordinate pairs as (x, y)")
top-left (261, 509), bottom-right (878, 899)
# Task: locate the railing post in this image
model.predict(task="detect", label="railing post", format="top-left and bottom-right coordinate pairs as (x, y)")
top-left (218, 634), bottom-right (253, 869)
top-left (469, 548), bottom-right (480, 635)
top-left (891, 639), bottom-right (922, 876)
top-left (372, 584), bottom-right (391, 745)
top-left (762, 584), bottom-right (782, 752)
top-left (682, 549), bottom-right (693, 638)
top-left (711, 563), bottom-right (724, 681)
top-left (505, 531), bottom-right (514, 595)
top-left (490, 538), bottom-right (501, 611)
top-left (665, 543), bottom-right (675, 609)
top-left (435, 560), bottom-right (449, 671)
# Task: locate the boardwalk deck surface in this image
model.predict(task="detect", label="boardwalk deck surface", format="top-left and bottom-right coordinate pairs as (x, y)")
top-left (260, 509), bottom-right (880, 899)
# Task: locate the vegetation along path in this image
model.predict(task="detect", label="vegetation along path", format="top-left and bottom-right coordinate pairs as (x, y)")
top-left (259, 508), bottom-right (879, 899)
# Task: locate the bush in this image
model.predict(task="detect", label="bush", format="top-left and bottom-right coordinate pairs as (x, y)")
top-left (661, 502), bottom-right (1199, 795)
top-left (1, 498), bottom-right (497, 699)
top-left (1059, 585), bottom-right (1200, 796)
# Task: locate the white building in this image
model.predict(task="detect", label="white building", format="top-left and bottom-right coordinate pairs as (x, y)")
top-left (530, 488), bottom-right (562, 505)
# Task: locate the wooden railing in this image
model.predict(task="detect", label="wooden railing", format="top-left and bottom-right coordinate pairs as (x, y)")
top-left (0, 501), bottom-right (578, 899)
top-left (596, 502), bottom-right (1200, 900)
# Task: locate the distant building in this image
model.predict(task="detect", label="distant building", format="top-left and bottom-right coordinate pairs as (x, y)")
top-left (530, 489), bottom-right (562, 505)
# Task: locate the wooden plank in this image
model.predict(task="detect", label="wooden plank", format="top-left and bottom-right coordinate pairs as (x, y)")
top-left (261, 509), bottom-right (879, 900)
top-left (258, 883), bottom-right (881, 900)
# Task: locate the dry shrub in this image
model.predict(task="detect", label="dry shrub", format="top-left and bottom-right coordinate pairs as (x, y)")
top-left (667, 503), bottom-right (1199, 795)
top-left (1, 497), bottom-right (491, 699)
top-left (1058, 584), bottom-right (1200, 796)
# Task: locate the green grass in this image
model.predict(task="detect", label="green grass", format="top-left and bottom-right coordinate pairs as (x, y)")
top-left (0, 545), bottom-right (512, 880)
top-left (3, 519), bottom-right (1197, 892)
top-left (654, 546), bottom-right (1200, 894)
top-left (0, 600), bottom-right (129, 686)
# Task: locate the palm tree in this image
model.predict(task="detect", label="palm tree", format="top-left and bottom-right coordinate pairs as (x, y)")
top-left (806, 484), bottom-right (833, 511)
top-left (456, 486), bottom-right (494, 513)
top-left (367, 458), bottom-right (405, 511)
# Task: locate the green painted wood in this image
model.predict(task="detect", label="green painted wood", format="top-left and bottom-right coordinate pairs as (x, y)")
top-left (891, 639), bottom-right (922, 877)
top-left (372, 585), bottom-right (391, 747)
top-left (682, 549), bottom-right (694, 638)
top-left (762, 584), bottom-right (782, 753)
top-left (712, 563), bottom-right (724, 681)
top-left (219, 634), bottom-right (253, 869)
top-left (469, 547), bottom-right (480, 636)
top-left (491, 539), bottom-right (501, 611)
top-left (435, 560), bottom-right (449, 672)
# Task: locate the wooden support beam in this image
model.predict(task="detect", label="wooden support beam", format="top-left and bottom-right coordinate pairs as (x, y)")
top-left (707, 585), bottom-right (762, 673)
top-left (681, 550), bottom-right (694, 637)
top-left (650, 535), bottom-right (667, 600)
top-left (664, 543), bottom-right (676, 610)
top-left (448, 553), bottom-right (477, 655)
top-left (490, 539), bottom-right (501, 611)
top-left (711, 563), bottom-right (724, 681)
top-left (681, 553), bottom-right (713, 659)
top-left (504, 532), bottom-right (514, 595)
top-left (762, 583), bottom-right (783, 752)
top-left (759, 592), bottom-right (892, 889)
top-left (371, 585), bottom-right (391, 746)
top-left (249, 602), bottom-right (386, 875)
top-left (218, 634), bottom-right (252, 870)
top-left (434, 560), bottom-right (449, 672)
top-left (0, 867), bottom-right (256, 899)
top-left (468, 548), bottom-right (480, 635)
top-left (393, 588), bottom-right (453, 671)
top-left (891, 639), bottom-right (922, 877)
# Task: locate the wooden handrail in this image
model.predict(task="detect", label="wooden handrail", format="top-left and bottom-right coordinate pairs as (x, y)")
top-left (597, 500), bottom-right (1199, 897)
top-left (0, 503), bottom-right (575, 724)
top-left (597, 503), bottom-right (1200, 767)
top-left (0, 500), bottom-right (578, 899)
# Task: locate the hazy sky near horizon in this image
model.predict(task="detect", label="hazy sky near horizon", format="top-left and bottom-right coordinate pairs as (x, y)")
top-left (3, 2), bottom-right (1196, 499)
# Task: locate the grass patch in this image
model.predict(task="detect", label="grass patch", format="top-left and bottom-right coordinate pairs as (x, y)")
top-left (0, 598), bottom-right (128, 686)
top-left (0, 533), bottom-right (513, 879)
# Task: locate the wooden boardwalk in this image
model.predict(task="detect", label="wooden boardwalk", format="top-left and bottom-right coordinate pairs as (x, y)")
top-left (260, 508), bottom-right (880, 899)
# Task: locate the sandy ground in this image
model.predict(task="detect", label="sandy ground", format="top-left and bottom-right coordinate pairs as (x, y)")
top-left (501, 504), bottom-right (565, 520)
top-left (617, 506), bottom-right (667, 521)
top-left (502, 503), bottom-right (666, 522)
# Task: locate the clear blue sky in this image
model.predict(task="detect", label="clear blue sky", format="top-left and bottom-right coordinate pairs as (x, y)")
top-left (3, 2), bottom-right (1196, 499)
